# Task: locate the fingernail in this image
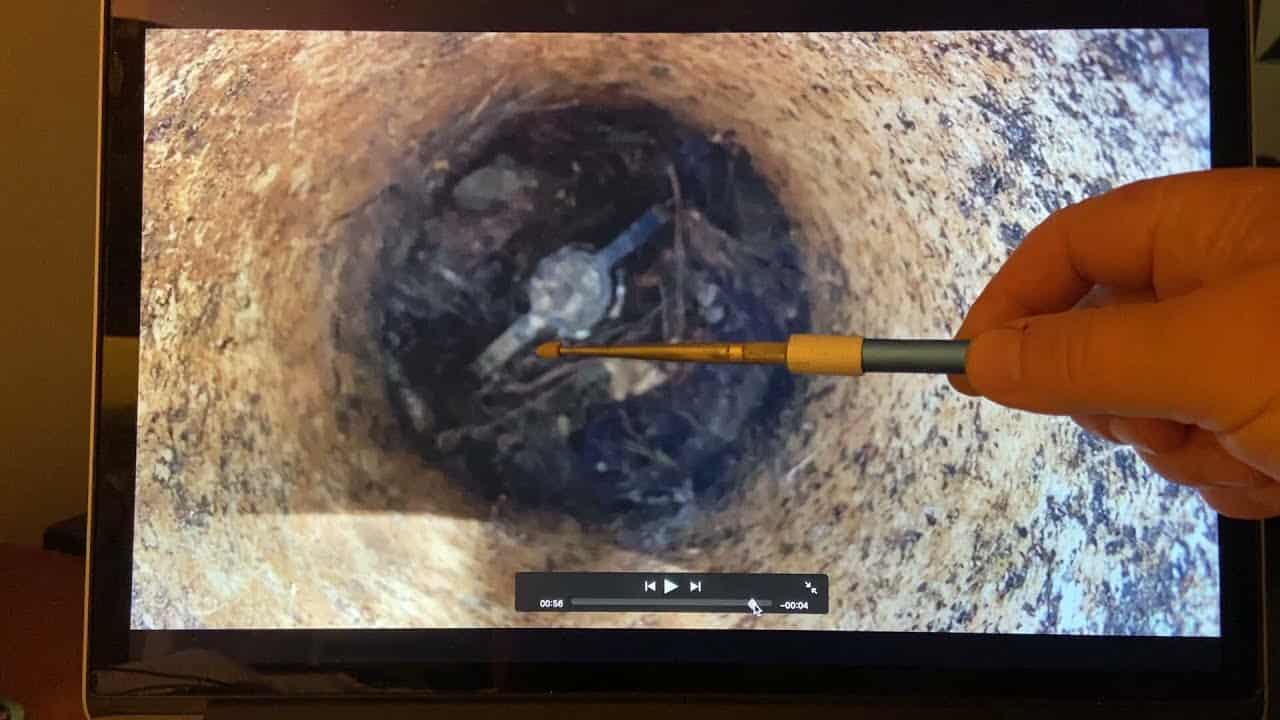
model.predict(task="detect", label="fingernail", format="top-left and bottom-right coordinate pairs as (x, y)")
top-left (968, 326), bottom-right (1024, 395)
top-left (1108, 418), bottom-right (1155, 454)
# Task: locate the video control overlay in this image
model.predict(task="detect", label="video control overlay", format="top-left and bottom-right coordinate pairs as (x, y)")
top-left (516, 573), bottom-right (828, 614)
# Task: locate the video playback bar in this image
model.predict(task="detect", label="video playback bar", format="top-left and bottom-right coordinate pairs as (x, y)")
top-left (515, 572), bottom-right (828, 615)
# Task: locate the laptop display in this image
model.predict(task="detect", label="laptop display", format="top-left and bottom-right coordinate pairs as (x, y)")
top-left (131, 28), bottom-right (1217, 636)
top-left (86, 2), bottom-right (1260, 713)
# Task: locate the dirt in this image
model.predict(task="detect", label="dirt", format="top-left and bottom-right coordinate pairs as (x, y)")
top-left (370, 104), bottom-right (810, 545)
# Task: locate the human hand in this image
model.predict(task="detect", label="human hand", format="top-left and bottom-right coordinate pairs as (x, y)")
top-left (949, 169), bottom-right (1280, 519)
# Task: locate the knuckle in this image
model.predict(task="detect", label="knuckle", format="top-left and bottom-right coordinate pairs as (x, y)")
top-left (1058, 310), bottom-right (1098, 394)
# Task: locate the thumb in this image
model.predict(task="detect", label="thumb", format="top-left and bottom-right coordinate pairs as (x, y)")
top-left (964, 267), bottom-right (1280, 432)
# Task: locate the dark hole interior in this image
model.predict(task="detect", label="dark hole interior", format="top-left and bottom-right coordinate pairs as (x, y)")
top-left (373, 101), bottom-right (812, 549)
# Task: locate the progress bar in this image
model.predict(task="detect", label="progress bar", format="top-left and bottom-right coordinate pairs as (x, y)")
top-left (571, 598), bottom-right (774, 609)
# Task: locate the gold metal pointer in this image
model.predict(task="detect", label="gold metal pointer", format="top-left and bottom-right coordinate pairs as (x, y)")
top-left (536, 334), bottom-right (970, 377)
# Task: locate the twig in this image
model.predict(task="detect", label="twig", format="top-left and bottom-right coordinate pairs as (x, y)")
top-left (657, 269), bottom-right (673, 340)
top-left (617, 406), bottom-right (645, 443)
top-left (530, 99), bottom-right (581, 113)
top-left (673, 408), bottom-right (703, 432)
top-left (491, 361), bottom-right (579, 396)
top-left (665, 162), bottom-right (688, 341)
top-left (462, 378), bottom-right (569, 440)
top-left (623, 439), bottom-right (679, 469)
top-left (724, 142), bottom-right (741, 228)
top-left (614, 409), bottom-right (658, 467)
top-left (782, 452), bottom-right (817, 485)
top-left (469, 357), bottom-right (597, 435)
top-left (683, 210), bottom-right (736, 274)
top-left (614, 410), bottom-right (678, 468)
top-left (614, 305), bottom-right (664, 343)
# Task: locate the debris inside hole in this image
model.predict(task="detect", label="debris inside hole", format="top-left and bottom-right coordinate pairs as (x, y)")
top-left (373, 101), bottom-right (811, 546)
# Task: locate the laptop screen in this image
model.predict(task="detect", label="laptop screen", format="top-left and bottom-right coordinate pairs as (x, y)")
top-left (87, 5), bottom-right (1271, 711)
top-left (129, 28), bottom-right (1219, 638)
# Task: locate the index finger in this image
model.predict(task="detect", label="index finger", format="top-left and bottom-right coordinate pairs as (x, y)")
top-left (950, 168), bottom-right (1279, 394)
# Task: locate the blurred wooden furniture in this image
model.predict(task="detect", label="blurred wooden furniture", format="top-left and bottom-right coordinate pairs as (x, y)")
top-left (0, 544), bottom-right (86, 720)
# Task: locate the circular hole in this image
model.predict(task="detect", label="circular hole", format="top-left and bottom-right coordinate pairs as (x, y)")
top-left (370, 100), bottom-right (813, 547)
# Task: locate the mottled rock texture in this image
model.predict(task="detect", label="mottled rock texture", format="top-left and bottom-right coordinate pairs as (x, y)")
top-left (133, 30), bottom-right (1218, 635)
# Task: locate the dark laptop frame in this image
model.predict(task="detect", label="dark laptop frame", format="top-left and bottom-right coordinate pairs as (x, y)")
top-left (87, 1), bottom-right (1262, 716)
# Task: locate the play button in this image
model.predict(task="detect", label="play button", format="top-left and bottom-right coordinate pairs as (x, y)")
top-left (663, 578), bottom-right (678, 594)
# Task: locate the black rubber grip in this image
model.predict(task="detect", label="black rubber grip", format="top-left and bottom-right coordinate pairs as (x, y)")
top-left (861, 339), bottom-right (970, 375)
